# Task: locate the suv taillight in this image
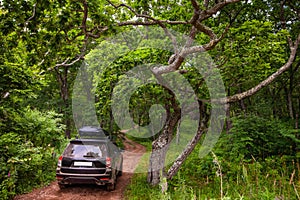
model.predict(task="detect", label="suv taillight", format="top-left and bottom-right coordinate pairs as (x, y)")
top-left (58, 156), bottom-right (63, 167)
top-left (106, 157), bottom-right (111, 168)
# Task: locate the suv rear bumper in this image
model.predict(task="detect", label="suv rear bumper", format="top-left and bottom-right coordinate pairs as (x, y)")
top-left (56, 168), bottom-right (113, 185)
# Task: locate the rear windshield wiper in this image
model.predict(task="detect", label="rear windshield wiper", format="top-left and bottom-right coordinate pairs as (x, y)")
top-left (83, 155), bottom-right (95, 157)
top-left (83, 152), bottom-right (99, 157)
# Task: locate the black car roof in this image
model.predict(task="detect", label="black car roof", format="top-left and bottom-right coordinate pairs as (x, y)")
top-left (70, 138), bottom-right (110, 144)
top-left (79, 126), bottom-right (103, 133)
top-left (78, 126), bottom-right (109, 139)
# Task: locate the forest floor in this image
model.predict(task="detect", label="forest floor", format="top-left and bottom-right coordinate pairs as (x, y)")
top-left (14, 137), bottom-right (146, 200)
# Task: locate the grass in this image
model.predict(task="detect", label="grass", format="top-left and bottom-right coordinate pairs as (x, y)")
top-left (123, 140), bottom-right (300, 200)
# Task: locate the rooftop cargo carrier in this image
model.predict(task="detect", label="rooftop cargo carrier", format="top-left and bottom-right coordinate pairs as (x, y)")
top-left (78, 126), bottom-right (109, 139)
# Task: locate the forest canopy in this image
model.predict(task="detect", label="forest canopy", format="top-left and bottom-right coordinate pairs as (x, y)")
top-left (1, 0), bottom-right (300, 199)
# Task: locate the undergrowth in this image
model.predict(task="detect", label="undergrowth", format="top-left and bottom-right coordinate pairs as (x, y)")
top-left (0, 108), bottom-right (67, 199)
top-left (124, 115), bottom-right (300, 199)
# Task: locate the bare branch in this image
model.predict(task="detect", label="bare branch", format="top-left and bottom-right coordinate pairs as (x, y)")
top-left (79, 0), bottom-right (108, 39)
top-left (107, 0), bottom-right (155, 21)
top-left (199, 0), bottom-right (241, 22)
top-left (81, 0), bottom-right (88, 35)
top-left (37, 50), bottom-right (50, 67)
top-left (108, 0), bottom-right (179, 53)
top-left (194, 22), bottom-right (217, 40)
top-left (52, 0), bottom-right (108, 69)
top-left (219, 33), bottom-right (300, 104)
top-left (280, 1), bottom-right (293, 47)
top-left (118, 20), bottom-right (188, 26)
top-left (151, 56), bottom-right (185, 75)
top-left (204, 0), bottom-right (209, 9)
top-left (152, 23), bottom-right (231, 76)
top-left (55, 55), bottom-right (84, 68)
top-left (86, 26), bottom-right (109, 38)
top-left (24, 3), bottom-right (37, 27)
top-left (190, 0), bottom-right (200, 24)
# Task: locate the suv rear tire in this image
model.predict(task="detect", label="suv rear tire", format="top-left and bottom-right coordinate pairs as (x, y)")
top-left (106, 182), bottom-right (115, 191)
top-left (58, 183), bottom-right (67, 189)
top-left (118, 170), bottom-right (122, 176)
top-left (106, 170), bottom-right (117, 191)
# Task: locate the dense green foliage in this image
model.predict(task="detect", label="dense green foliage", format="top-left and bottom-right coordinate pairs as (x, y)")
top-left (1, 0), bottom-right (300, 199)
top-left (218, 115), bottom-right (300, 160)
top-left (0, 108), bottom-right (65, 199)
top-left (93, 48), bottom-right (171, 131)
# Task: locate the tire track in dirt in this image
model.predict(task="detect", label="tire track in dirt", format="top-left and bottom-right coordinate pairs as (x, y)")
top-left (14, 137), bottom-right (146, 200)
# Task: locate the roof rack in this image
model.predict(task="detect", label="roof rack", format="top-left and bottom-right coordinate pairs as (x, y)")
top-left (78, 126), bottom-right (109, 139)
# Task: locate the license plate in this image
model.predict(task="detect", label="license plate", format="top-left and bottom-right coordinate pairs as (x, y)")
top-left (74, 162), bottom-right (93, 167)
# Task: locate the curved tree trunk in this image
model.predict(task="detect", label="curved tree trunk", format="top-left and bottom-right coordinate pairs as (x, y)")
top-left (147, 96), bottom-right (181, 185)
top-left (167, 101), bottom-right (209, 179)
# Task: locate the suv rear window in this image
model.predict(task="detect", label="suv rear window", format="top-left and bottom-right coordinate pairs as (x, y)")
top-left (64, 143), bottom-right (107, 158)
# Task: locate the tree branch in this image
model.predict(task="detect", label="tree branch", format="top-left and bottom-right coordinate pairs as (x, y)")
top-left (107, 0), bottom-right (156, 21)
top-left (194, 22), bottom-right (217, 40)
top-left (79, 0), bottom-right (108, 39)
top-left (118, 20), bottom-right (188, 26)
top-left (280, 0), bottom-right (293, 47)
top-left (108, 0), bottom-right (180, 53)
top-left (55, 55), bottom-right (84, 68)
top-left (52, 0), bottom-right (107, 69)
top-left (219, 33), bottom-right (300, 104)
top-left (24, 3), bottom-right (37, 27)
top-left (199, 0), bottom-right (241, 22)
top-left (190, 0), bottom-right (200, 25)
top-left (152, 22), bottom-right (231, 76)
top-left (152, 0), bottom-right (238, 75)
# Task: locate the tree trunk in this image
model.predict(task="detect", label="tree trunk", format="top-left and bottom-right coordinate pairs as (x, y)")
top-left (176, 118), bottom-right (181, 144)
top-left (225, 89), bottom-right (232, 134)
top-left (55, 66), bottom-right (71, 138)
top-left (284, 86), bottom-right (294, 119)
top-left (238, 87), bottom-right (246, 112)
top-left (167, 101), bottom-right (209, 179)
top-left (147, 131), bottom-right (170, 185)
top-left (147, 110), bottom-right (180, 185)
top-left (167, 125), bottom-right (205, 179)
top-left (225, 103), bottom-right (232, 134)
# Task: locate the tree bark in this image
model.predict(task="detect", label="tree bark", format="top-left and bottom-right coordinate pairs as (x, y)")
top-left (147, 94), bottom-right (181, 185)
top-left (285, 86), bottom-right (294, 119)
top-left (238, 87), bottom-right (246, 112)
top-left (55, 66), bottom-right (71, 138)
top-left (167, 126), bottom-right (205, 180)
top-left (225, 103), bottom-right (232, 134)
top-left (167, 101), bottom-right (209, 179)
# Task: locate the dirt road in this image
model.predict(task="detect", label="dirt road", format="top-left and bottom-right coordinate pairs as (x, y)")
top-left (14, 138), bottom-right (146, 200)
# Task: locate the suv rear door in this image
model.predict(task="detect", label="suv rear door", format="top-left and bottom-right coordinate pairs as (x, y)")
top-left (60, 140), bottom-right (108, 174)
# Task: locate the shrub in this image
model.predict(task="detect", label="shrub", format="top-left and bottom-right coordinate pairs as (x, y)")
top-left (217, 115), bottom-right (300, 161)
top-left (0, 108), bottom-right (65, 199)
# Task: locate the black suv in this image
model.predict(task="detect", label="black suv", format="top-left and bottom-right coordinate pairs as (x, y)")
top-left (56, 126), bottom-right (123, 191)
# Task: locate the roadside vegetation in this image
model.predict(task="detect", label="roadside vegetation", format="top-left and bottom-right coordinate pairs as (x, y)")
top-left (0, 108), bottom-right (66, 199)
top-left (125, 115), bottom-right (300, 200)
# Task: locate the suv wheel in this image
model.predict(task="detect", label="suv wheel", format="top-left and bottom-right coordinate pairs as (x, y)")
top-left (106, 170), bottom-right (116, 191)
top-left (118, 169), bottom-right (122, 177)
top-left (58, 183), bottom-right (67, 189)
top-left (118, 161), bottom-right (123, 177)
top-left (106, 183), bottom-right (115, 191)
